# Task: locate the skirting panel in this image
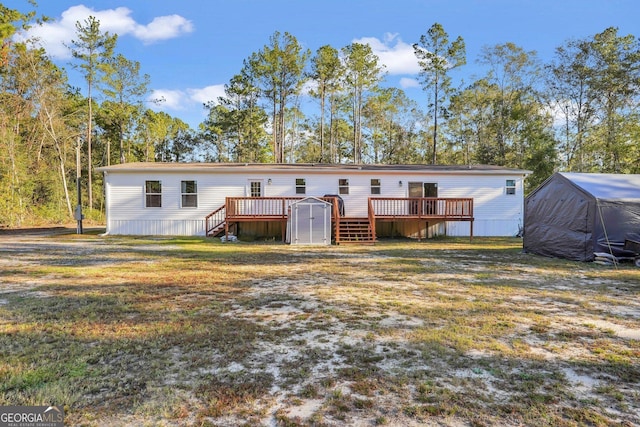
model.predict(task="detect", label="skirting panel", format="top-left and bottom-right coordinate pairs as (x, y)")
top-left (445, 220), bottom-right (521, 237)
top-left (107, 220), bottom-right (205, 236)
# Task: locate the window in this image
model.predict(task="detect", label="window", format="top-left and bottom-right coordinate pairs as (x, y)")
top-left (506, 179), bottom-right (516, 195)
top-left (370, 178), bottom-right (381, 195)
top-left (181, 180), bottom-right (198, 208)
top-left (250, 180), bottom-right (262, 197)
top-left (145, 180), bottom-right (162, 207)
top-left (424, 182), bottom-right (438, 198)
top-left (339, 179), bottom-right (349, 195)
top-left (296, 178), bottom-right (306, 195)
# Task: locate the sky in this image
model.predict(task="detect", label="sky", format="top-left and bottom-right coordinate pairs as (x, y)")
top-left (11, 0), bottom-right (640, 129)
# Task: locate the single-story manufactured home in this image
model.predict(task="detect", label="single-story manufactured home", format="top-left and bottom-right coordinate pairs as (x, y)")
top-left (524, 172), bottom-right (640, 261)
top-left (97, 162), bottom-right (531, 243)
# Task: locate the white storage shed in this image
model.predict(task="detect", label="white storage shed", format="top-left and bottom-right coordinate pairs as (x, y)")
top-left (286, 197), bottom-right (332, 245)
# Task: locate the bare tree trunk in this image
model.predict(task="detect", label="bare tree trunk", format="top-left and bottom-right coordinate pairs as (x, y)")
top-left (87, 90), bottom-right (93, 209)
top-left (329, 93), bottom-right (336, 163)
top-left (319, 85), bottom-right (325, 163)
top-left (432, 76), bottom-right (439, 165)
top-left (42, 107), bottom-right (73, 216)
top-left (272, 98), bottom-right (278, 163)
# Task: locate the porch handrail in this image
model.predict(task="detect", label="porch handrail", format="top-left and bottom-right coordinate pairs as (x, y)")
top-left (205, 204), bottom-right (226, 235)
top-left (225, 196), bottom-right (303, 218)
top-left (368, 198), bottom-right (376, 239)
top-left (224, 196), bottom-right (341, 218)
top-left (327, 196), bottom-right (341, 243)
top-left (369, 197), bottom-right (474, 219)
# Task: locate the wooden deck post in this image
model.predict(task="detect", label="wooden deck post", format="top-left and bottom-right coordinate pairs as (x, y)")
top-left (224, 197), bottom-right (229, 240)
top-left (282, 199), bottom-right (286, 242)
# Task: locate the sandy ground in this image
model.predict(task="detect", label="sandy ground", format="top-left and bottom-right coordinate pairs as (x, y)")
top-left (1, 230), bottom-right (639, 426)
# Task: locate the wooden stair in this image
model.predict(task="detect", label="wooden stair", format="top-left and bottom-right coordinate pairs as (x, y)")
top-left (207, 222), bottom-right (226, 237)
top-left (205, 205), bottom-right (227, 237)
top-left (337, 217), bottom-right (375, 244)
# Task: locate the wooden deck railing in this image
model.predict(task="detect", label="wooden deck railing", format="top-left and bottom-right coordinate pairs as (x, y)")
top-left (226, 197), bottom-right (296, 219)
top-left (225, 196), bottom-right (340, 219)
top-left (206, 196), bottom-right (343, 239)
top-left (328, 197), bottom-right (341, 241)
top-left (206, 196), bottom-right (473, 240)
top-left (205, 204), bottom-right (226, 236)
top-left (369, 197), bottom-right (474, 220)
top-left (368, 198), bottom-right (376, 239)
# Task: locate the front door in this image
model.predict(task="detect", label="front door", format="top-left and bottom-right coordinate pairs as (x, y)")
top-left (408, 182), bottom-right (438, 215)
top-left (408, 182), bottom-right (422, 198)
top-left (248, 180), bottom-right (263, 197)
top-left (408, 182), bottom-right (422, 215)
top-left (245, 180), bottom-right (263, 215)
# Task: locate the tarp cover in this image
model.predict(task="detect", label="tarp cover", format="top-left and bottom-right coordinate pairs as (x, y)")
top-left (524, 173), bottom-right (640, 261)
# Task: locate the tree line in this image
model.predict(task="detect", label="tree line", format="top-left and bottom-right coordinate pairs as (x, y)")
top-left (1, 3), bottom-right (639, 226)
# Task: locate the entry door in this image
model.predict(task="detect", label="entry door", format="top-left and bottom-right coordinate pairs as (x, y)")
top-left (424, 183), bottom-right (438, 214)
top-left (246, 180), bottom-right (263, 215)
top-left (248, 180), bottom-right (263, 197)
top-left (408, 182), bottom-right (423, 198)
top-left (408, 182), bottom-right (438, 215)
top-left (424, 183), bottom-right (438, 198)
top-left (408, 182), bottom-right (422, 215)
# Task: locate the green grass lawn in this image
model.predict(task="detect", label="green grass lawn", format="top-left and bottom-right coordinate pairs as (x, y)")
top-left (1, 234), bottom-right (639, 426)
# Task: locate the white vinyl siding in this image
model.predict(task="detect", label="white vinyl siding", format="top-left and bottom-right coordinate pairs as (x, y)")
top-left (103, 168), bottom-right (527, 237)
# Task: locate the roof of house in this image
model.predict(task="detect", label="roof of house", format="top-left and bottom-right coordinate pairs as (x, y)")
top-left (97, 162), bottom-right (531, 175)
top-left (560, 172), bottom-right (640, 201)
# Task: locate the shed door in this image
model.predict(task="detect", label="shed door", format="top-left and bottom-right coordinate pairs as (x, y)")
top-left (293, 202), bottom-right (329, 245)
top-left (308, 203), bottom-right (328, 244)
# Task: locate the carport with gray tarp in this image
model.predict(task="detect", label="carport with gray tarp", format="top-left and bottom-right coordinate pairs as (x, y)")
top-left (286, 197), bottom-right (332, 245)
top-left (524, 172), bottom-right (640, 261)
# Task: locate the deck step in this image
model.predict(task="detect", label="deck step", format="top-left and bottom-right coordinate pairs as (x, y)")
top-left (337, 217), bottom-right (375, 244)
top-left (208, 225), bottom-right (225, 237)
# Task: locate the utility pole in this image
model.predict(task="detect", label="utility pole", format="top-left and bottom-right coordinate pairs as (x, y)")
top-left (75, 138), bottom-right (84, 234)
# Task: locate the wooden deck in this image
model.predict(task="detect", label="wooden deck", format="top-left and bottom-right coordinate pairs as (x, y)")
top-left (206, 197), bottom-right (341, 241)
top-left (206, 196), bottom-right (474, 243)
top-left (369, 197), bottom-right (474, 241)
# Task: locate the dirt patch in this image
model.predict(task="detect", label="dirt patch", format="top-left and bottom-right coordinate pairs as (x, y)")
top-left (0, 235), bottom-right (638, 426)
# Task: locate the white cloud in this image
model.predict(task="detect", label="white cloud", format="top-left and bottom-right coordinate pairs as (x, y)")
top-left (187, 85), bottom-right (226, 105)
top-left (545, 99), bottom-right (573, 128)
top-left (16, 5), bottom-right (193, 59)
top-left (133, 15), bottom-right (193, 44)
top-left (399, 77), bottom-right (420, 89)
top-left (149, 89), bottom-right (188, 110)
top-left (149, 85), bottom-right (226, 113)
top-left (301, 79), bottom-right (317, 97)
top-left (352, 33), bottom-right (420, 75)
